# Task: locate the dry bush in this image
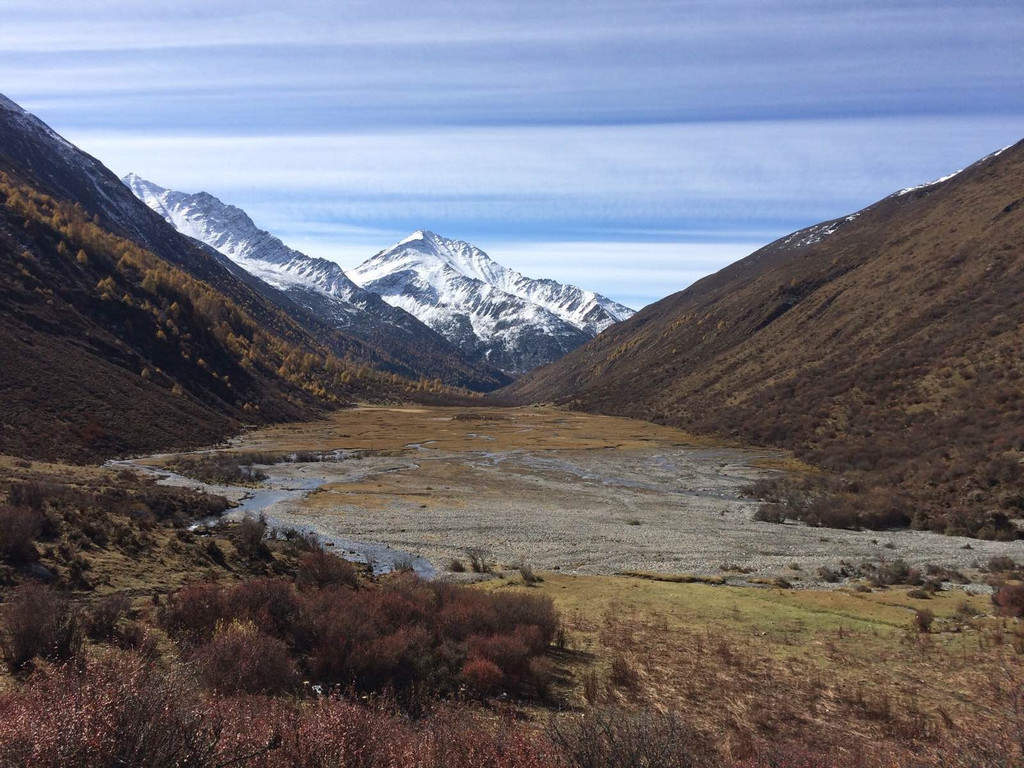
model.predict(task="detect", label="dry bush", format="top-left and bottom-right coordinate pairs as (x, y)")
top-left (297, 549), bottom-right (358, 590)
top-left (987, 555), bottom-right (1018, 573)
top-left (582, 669), bottom-right (602, 705)
top-left (241, 696), bottom-right (557, 768)
top-left (0, 582), bottom-right (83, 671)
top-left (86, 592), bottom-right (132, 641)
top-left (166, 453), bottom-right (272, 485)
top-left (752, 504), bottom-right (786, 524)
top-left (465, 547), bottom-right (493, 574)
top-left (159, 582), bottom-right (230, 644)
top-left (914, 609), bottom-right (935, 634)
top-left (865, 560), bottom-right (922, 587)
top-left (548, 706), bottom-right (720, 768)
top-left (518, 560), bottom-right (541, 585)
top-left (608, 653), bottom-right (640, 691)
top-left (235, 514), bottom-right (269, 559)
top-left (0, 504), bottom-right (43, 564)
top-left (7, 481), bottom-right (49, 511)
top-left (225, 577), bottom-right (302, 640)
top-left (448, 558), bottom-right (467, 573)
top-left (191, 620), bottom-right (297, 695)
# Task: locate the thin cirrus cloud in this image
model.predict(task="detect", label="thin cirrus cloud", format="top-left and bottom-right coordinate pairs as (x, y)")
top-left (3, 0), bottom-right (1022, 307)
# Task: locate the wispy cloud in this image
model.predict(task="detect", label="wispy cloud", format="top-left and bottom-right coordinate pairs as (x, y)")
top-left (3, 0), bottom-right (1021, 306)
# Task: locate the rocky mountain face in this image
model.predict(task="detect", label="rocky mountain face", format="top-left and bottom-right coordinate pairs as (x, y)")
top-left (349, 230), bottom-right (634, 374)
top-left (123, 176), bottom-right (509, 391)
top-left (502, 141), bottom-right (1024, 537)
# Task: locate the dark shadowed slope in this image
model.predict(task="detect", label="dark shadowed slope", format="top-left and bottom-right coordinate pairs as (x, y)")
top-left (504, 141), bottom-right (1024, 537)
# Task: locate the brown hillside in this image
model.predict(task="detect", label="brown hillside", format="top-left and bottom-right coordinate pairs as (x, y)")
top-left (503, 141), bottom-right (1024, 537)
top-left (0, 172), bottom-right (421, 462)
top-left (0, 93), bottom-right (471, 463)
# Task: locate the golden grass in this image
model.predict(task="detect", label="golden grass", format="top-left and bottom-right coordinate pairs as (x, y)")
top-left (481, 572), bottom-right (1021, 761)
top-left (233, 405), bottom-right (733, 455)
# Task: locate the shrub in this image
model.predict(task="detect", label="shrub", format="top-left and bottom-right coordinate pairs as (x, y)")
top-left (462, 656), bottom-right (503, 694)
top-left (297, 549), bottom-right (358, 590)
top-left (0, 651), bottom-right (244, 768)
top-left (159, 573), bottom-right (560, 700)
top-left (753, 504), bottom-right (786, 523)
top-left (988, 555), bottom-right (1018, 573)
top-left (914, 608), bottom-right (935, 633)
top-left (7, 481), bottom-right (47, 511)
top-left (166, 453), bottom-right (270, 485)
top-left (867, 559), bottom-right (922, 587)
top-left (469, 634), bottom-right (532, 684)
top-left (86, 592), bottom-right (132, 641)
top-left (548, 706), bottom-right (719, 768)
top-left (191, 620), bottom-right (297, 695)
top-left (993, 583), bottom-right (1024, 618)
top-left (488, 591), bottom-right (558, 646)
top-left (608, 653), bottom-right (640, 690)
top-left (448, 558), bottom-right (467, 573)
top-left (817, 566), bottom-right (842, 583)
top-left (227, 578), bottom-right (301, 640)
top-left (581, 669), bottom-right (601, 705)
top-left (518, 560), bottom-right (540, 586)
top-left (0, 583), bottom-right (83, 671)
top-left (0, 505), bottom-right (42, 564)
top-left (159, 582), bottom-right (230, 644)
top-left (234, 514), bottom-right (269, 559)
top-left (465, 547), bottom-right (492, 574)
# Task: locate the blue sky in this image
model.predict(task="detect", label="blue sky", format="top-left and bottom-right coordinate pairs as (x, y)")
top-left (2, 1), bottom-right (1022, 308)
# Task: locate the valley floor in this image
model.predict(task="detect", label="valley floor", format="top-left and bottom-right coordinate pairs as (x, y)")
top-left (2, 405), bottom-right (1022, 765)
top-left (139, 405), bottom-right (1020, 587)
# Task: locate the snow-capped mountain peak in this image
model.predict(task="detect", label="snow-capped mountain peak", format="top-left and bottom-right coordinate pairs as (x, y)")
top-left (357, 231), bottom-right (634, 336)
top-left (349, 231), bottom-right (635, 373)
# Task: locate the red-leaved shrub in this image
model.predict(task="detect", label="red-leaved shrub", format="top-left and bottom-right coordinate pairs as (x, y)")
top-left (191, 620), bottom-right (297, 695)
top-left (297, 549), bottom-right (358, 590)
top-left (993, 583), bottom-right (1024, 617)
top-left (463, 657), bottom-right (503, 694)
top-left (0, 651), bottom-right (235, 768)
top-left (160, 572), bottom-right (559, 698)
top-left (0, 650), bottom-right (558, 768)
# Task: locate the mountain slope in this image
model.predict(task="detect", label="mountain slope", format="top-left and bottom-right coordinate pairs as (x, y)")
top-left (349, 230), bottom-right (634, 373)
top-left (0, 93), bottom-right (432, 462)
top-left (504, 141), bottom-right (1024, 537)
top-left (122, 176), bottom-right (509, 391)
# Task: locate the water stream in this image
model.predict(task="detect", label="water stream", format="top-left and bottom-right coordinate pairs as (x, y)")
top-left (107, 458), bottom-right (437, 579)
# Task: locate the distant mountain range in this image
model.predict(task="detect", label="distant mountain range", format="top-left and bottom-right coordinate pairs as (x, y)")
top-left (503, 139), bottom-right (1024, 537)
top-left (123, 175), bottom-right (508, 390)
top-left (124, 179), bottom-right (634, 375)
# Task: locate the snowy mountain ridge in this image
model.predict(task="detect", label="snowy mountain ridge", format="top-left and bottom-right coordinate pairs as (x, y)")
top-left (123, 175), bottom-right (511, 389)
top-left (124, 174), bottom-right (364, 304)
top-left (124, 174), bottom-right (633, 375)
